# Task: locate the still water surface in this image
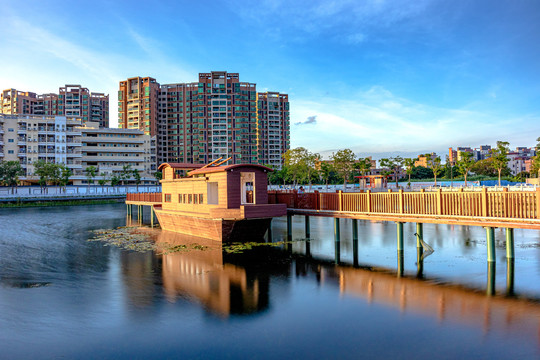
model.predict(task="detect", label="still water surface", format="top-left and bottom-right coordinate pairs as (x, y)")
top-left (1, 204), bottom-right (540, 359)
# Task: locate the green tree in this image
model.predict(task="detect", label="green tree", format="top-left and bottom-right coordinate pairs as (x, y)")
top-left (154, 171), bottom-right (162, 182)
top-left (319, 162), bottom-right (335, 190)
top-left (34, 160), bottom-right (53, 192)
top-left (58, 164), bottom-right (72, 191)
top-left (455, 152), bottom-right (476, 186)
top-left (354, 158), bottom-right (373, 188)
top-left (427, 157), bottom-right (443, 186)
top-left (120, 164), bottom-right (133, 185)
top-left (472, 158), bottom-right (498, 177)
top-left (379, 156), bottom-right (404, 187)
top-left (98, 172), bottom-right (109, 186)
top-left (84, 166), bottom-right (97, 186)
top-left (403, 158), bottom-right (415, 188)
top-left (283, 147), bottom-right (309, 186)
top-left (490, 141), bottom-right (510, 186)
top-left (132, 169), bottom-right (141, 191)
top-left (411, 166), bottom-right (433, 179)
top-left (530, 137), bottom-right (540, 178)
top-left (331, 149), bottom-right (356, 188)
top-left (0, 161), bottom-right (24, 194)
top-left (110, 175), bottom-right (120, 187)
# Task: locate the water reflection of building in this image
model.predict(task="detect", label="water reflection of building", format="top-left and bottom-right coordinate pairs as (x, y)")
top-left (154, 231), bottom-right (279, 317)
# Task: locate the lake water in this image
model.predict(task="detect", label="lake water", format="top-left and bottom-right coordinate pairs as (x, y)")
top-left (1, 204), bottom-right (540, 359)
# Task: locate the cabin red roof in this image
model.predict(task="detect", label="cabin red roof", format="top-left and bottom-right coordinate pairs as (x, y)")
top-left (158, 162), bottom-right (205, 171)
top-left (187, 164), bottom-right (273, 176)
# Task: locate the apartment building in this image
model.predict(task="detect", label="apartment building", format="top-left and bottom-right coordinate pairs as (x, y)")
top-left (1, 85), bottom-right (109, 127)
top-left (118, 76), bottom-right (159, 136)
top-left (120, 71), bottom-right (290, 168)
top-left (257, 92), bottom-right (290, 169)
top-left (0, 114), bottom-right (156, 185)
top-left (78, 124), bottom-right (156, 185)
top-left (414, 153), bottom-right (438, 167)
top-left (0, 114), bottom-right (83, 179)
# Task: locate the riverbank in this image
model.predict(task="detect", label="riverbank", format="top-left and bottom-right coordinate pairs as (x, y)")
top-left (0, 198), bottom-right (124, 208)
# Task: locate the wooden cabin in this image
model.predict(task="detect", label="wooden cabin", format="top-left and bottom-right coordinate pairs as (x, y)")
top-left (154, 162), bottom-right (287, 241)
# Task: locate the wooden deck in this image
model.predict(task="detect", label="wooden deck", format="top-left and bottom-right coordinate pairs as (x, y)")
top-left (268, 188), bottom-right (540, 230)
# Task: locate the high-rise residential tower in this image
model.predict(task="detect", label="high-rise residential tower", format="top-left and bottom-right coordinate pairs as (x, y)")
top-left (120, 71), bottom-right (289, 168)
top-left (257, 92), bottom-right (290, 169)
top-left (118, 76), bottom-right (159, 136)
top-left (1, 85), bottom-right (109, 127)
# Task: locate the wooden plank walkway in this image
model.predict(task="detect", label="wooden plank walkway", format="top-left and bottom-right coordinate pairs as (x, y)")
top-left (268, 188), bottom-right (540, 230)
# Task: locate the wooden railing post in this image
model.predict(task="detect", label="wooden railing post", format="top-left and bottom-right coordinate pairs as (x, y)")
top-left (367, 190), bottom-right (372, 213)
top-left (437, 188), bottom-right (442, 215)
top-left (536, 187), bottom-right (540, 219)
top-left (481, 187), bottom-right (488, 217)
top-left (293, 190), bottom-right (298, 208)
top-left (314, 190), bottom-right (319, 210)
top-left (502, 188), bottom-right (508, 218)
top-left (399, 189), bottom-right (404, 214)
top-left (339, 190), bottom-right (343, 212)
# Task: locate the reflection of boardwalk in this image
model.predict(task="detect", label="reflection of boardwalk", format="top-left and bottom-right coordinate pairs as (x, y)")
top-left (320, 265), bottom-right (540, 345)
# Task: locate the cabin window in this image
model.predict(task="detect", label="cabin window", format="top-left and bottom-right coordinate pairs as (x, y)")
top-left (193, 194), bottom-right (198, 204)
top-left (164, 194), bottom-right (171, 202)
top-left (178, 194), bottom-right (183, 203)
top-left (199, 194), bottom-right (204, 204)
top-left (183, 194), bottom-right (187, 203)
top-left (188, 194), bottom-right (193, 204)
top-left (240, 172), bottom-right (255, 204)
top-left (207, 182), bottom-right (219, 204)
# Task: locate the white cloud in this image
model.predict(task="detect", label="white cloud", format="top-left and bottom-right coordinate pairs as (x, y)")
top-left (290, 86), bottom-right (540, 158)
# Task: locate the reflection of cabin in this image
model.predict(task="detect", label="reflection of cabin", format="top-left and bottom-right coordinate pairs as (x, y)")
top-left (155, 161), bottom-right (287, 241)
top-left (355, 175), bottom-right (388, 189)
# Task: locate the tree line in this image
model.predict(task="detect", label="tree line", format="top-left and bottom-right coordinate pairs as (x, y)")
top-left (270, 140), bottom-right (538, 187)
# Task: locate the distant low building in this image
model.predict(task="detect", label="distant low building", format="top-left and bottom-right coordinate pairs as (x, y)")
top-left (414, 152), bottom-right (438, 167)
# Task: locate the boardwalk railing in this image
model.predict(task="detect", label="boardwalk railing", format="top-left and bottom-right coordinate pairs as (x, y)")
top-left (268, 188), bottom-right (540, 220)
top-left (126, 192), bottom-right (162, 203)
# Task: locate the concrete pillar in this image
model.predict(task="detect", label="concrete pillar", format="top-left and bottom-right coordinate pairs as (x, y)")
top-left (353, 236), bottom-right (359, 268)
top-left (487, 261), bottom-right (496, 296)
top-left (306, 238), bottom-right (311, 258)
top-left (305, 216), bottom-right (310, 239)
top-left (397, 222), bottom-right (404, 251)
top-left (334, 218), bottom-right (340, 242)
top-left (506, 228), bottom-right (514, 259)
top-left (416, 223), bottom-right (423, 249)
top-left (150, 207), bottom-right (154, 228)
top-left (486, 227), bottom-right (495, 262)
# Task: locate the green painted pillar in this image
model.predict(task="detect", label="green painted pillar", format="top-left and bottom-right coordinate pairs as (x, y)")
top-left (352, 219), bottom-right (358, 242)
top-left (334, 218), bottom-right (340, 242)
top-left (335, 240), bottom-right (341, 265)
top-left (353, 235), bottom-right (359, 268)
top-left (486, 227), bottom-right (496, 262)
top-left (487, 261), bottom-right (496, 296)
top-left (397, 222), bottom-right (404, 251)
top-left (397, 250), bottom-right (404, 278)
top-left (306, 238), bottom-right (311, 257)
top-left (416, 247), bottom-right (424, 278)
top-left (416, 223), bottom-right (423, 249)
top-left (506, 228), bottom-right (514, 259)
top-left (287, 214), bottom-right (293, 240)
top-left (506, 258), bottom-right (515, 296)
top-left (305, 216), bottom-right (310, 239)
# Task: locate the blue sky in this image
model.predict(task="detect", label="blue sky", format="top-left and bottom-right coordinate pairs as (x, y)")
top-left (2, 0), bottom-right (540, 159)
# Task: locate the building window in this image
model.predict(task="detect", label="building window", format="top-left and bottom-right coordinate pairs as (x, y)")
top-left (8, 139), bottom-right (14, 143)
top-left (8, 150), bottom-right (14, 154)
top-left (188, 194), bottom-right (193, 204)
top-left (164, 194), bottom-right (171, 202)
top-left (199, 194), bottom-right (204, 204)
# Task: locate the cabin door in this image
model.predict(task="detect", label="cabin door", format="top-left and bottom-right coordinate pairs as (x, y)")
top-left (240, 172), bottom-right (255, 204)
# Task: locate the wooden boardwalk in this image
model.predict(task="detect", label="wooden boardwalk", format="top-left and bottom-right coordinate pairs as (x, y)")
top-left (268, 189), bottom-right (540, 230)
